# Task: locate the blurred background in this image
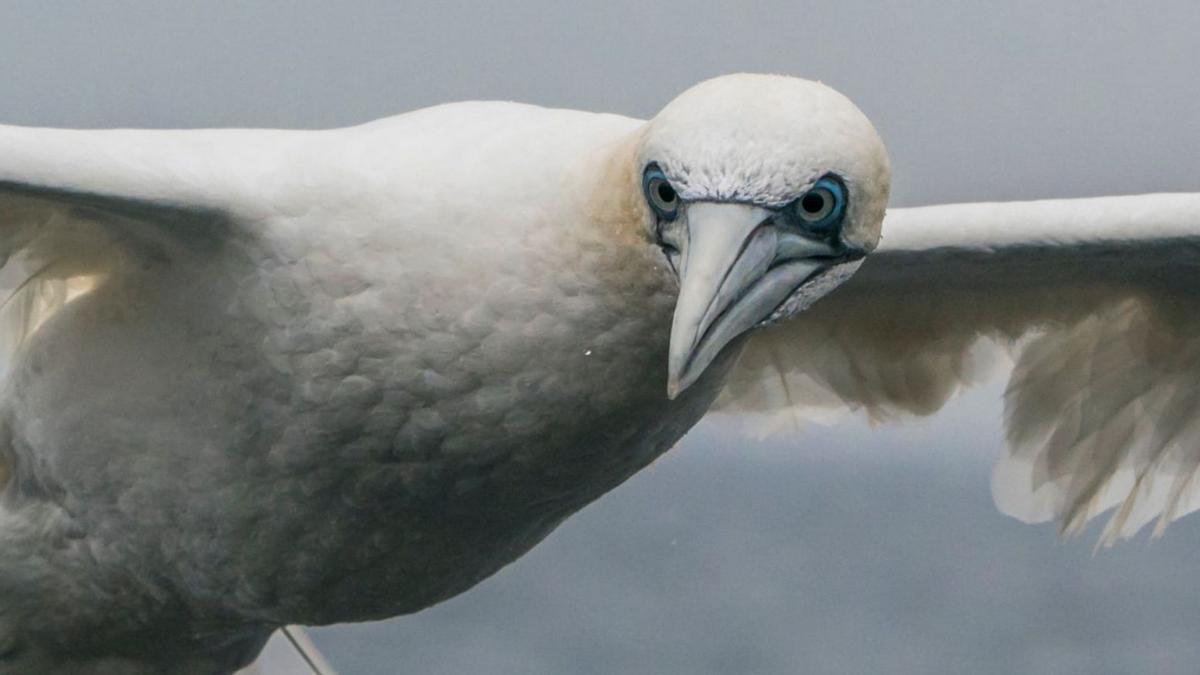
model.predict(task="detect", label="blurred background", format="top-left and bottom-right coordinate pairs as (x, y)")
top-left (3, 2), bottom-right (1199, 673)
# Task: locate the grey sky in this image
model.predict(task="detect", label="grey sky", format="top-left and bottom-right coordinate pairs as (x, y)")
top-left (2, 3), bottom-right (1198, 673)
top-left (1, 1), bottom-right (1197, 206)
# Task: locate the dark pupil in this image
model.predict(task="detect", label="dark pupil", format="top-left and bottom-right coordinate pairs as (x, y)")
top-left (801, 193), bottom-right (826, 214)
top-left (656, 182), bottom-right (677, 204)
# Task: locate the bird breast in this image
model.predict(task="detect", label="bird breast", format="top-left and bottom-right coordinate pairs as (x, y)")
top-left (7, 188), bottom-right (736, 624)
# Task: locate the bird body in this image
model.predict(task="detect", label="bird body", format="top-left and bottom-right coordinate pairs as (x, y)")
top-left (3, 72), bottom-right (898, 671)
top-left (0, 101), bottom-right (742, 669)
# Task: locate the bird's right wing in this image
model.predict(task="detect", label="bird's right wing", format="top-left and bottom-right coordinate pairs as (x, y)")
top-left (0, 123), bottom-right (313, 490)
top-left (0, 122), bottom-right (316, 350)
top-left (716, 193), bottom-right (1200, 545)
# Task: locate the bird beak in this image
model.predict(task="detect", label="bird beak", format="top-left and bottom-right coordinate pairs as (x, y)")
top-left (665, 202), bottom-right (863, 399)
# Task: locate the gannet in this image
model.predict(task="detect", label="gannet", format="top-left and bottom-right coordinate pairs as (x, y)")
top-left (0, 73), bottom-right (1194, 673)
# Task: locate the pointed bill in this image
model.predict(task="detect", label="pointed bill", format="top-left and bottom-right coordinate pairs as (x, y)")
top-left (665, 202), bottom-right (851, 398)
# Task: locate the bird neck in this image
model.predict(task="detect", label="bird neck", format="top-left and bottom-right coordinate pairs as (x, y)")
top-left (574, 127), bottom-right (654, 248)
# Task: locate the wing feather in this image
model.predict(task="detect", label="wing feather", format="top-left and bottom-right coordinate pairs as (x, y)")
top-left (718, 193), bottom-right (1200, 544)
top-left (0, 123), bottom-right (302, 491)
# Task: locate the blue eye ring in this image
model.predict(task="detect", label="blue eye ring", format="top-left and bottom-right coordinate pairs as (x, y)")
top-left (792, 175), bottom-right (846, 231)
top-left (642, 164), bottom-right (680, 221)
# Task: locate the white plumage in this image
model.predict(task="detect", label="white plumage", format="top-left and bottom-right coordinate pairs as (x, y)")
top-left (0, 73), bottom-right (1195, 672)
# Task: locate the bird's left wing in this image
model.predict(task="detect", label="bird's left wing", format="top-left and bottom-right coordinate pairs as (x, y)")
top-left (716, 193), bottom-right (1200, 545)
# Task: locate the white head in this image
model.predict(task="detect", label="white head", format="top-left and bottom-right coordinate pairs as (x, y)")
top-left (635, 74), bottom-right (890, 397)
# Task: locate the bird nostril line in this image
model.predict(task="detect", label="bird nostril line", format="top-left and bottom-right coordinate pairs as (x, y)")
top-left (658, 242), bottom-right (682, 277)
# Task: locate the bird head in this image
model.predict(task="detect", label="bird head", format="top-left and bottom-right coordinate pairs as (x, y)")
top-left (635, 74), bottom-right (890, 398)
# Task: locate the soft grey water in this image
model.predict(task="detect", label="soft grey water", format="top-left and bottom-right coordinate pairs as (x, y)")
top-left (2, 2), bottom-right (1199, 673)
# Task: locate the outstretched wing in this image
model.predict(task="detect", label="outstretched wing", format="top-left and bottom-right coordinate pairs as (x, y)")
top-left (0, 123), bottom-right (310, 486)
top-left (717, 193), bottom-right (1200, 545)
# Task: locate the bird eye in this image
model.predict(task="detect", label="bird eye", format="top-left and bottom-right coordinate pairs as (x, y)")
top-left (792, 176), bottom-right (846, 229)
top-left (798, 189), bottom-right (833, 221)
top-left (643, 166), bottom-right (680, 220)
